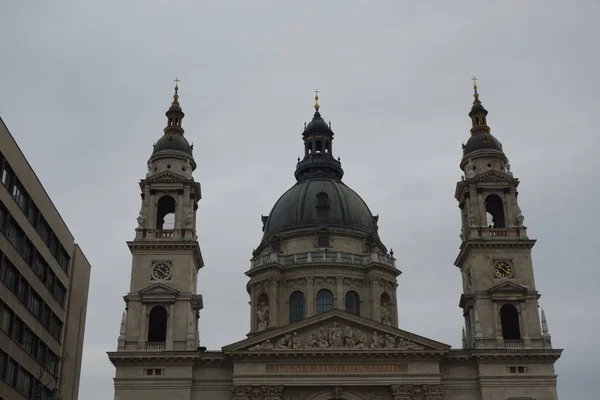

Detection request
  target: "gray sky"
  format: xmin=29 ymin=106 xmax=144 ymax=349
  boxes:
xmin=1 ymin=1 xmax=598 ymax=399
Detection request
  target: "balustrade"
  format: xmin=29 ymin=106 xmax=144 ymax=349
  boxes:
xmin=251 ymin=250 xmax=395 ymax=269
xmin=504 ymin=339 xmax=524 ymax=349
xmin=145 ymin=342 xmax=165 ymax=351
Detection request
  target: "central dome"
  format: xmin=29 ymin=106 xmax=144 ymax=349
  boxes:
xmin=262 ymin=177 xmax=379 ymax=240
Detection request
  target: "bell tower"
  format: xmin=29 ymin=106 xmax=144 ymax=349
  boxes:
xmin=454 ymin=79 xmax=552 ymax=351
xmin=116 ymin=81 xmax=204 ymax=353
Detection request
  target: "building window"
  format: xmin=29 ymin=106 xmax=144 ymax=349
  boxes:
xmin=344 ymin=291 xmax=360 ymax=316
xmin=316 ymin=289 xmax=334 ymax=314
xmin=0 ymin=303 xmax=12 ymax=332
xmin=289 ymin=291 xmax=305 ymax=323
xmin=500 ymin=304 xmax=521 ymax=340
xmin=317 ymin=235 xmax=330 ymax=247
xmin=316 ymin=192 xmax=329 ymax=208
xmin=1 ymin=165 xmax=13 ymax=188
xmin=147 ymin=306 xmax=168 ymax=342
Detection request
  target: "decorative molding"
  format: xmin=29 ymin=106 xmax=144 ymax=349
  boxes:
xmin=391 ymin=384 xmax=443 ymax=400
xmin=231 ymin=385 xmax=284 ymax=400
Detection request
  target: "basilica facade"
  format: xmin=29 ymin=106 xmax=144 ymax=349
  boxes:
xmin=107 ymin=83 xmax=562 ymax=400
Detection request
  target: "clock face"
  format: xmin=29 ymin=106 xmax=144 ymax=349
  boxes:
xmin=152 ymin=263 xmax=171 ymax=280
xmin=494 ymin=261 xmax=512 ymax=278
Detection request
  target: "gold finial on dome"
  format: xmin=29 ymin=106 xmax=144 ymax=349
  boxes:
xmin=471 ymin=76 xmax=479 ymax=101
xmin=172 ymin=77 xmax=180 ymax=105
xmin=314 ymin=89 xmax=320 ymax=111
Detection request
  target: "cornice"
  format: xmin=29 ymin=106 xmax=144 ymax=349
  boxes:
xmin=454 ymin=240 xmax=536 ymax=268
xmin=227 ymin=350 xmax=447 ymax=360
xmin=246 ymin=260 xmax=398 ymax=277
xmin=127 ymin=240 xmax=204 ymax=269
xmin=107 ymin=351 xmax=227 ymax=365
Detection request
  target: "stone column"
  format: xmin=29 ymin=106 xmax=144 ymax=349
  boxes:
xmin=148 ymin=191 xmax=156 ymax=231
xmin=336 ymin=276 xmax=344 ymax=310
xmin=306 ymin=277 xmax=314 ymax=317
xmin=176 ymin=191 xmax=183 ymax=230
xmin=166 ymin=304 xmax=174 ymax=350
xmin=138 ymin=303 xmax=147 ymax=349
xmin=269 ymin=278 xmax=278 ymax=328
xmin=493 ymin=302 xmax=503 ymax=347
xmin=519 ymin=302 xmax=531 ymax=348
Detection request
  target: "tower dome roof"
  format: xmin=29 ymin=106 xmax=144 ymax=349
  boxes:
xmin=463 ymin=130 xmax=503 ymax=155
xmin=261 ymin=177 xmax=379 ymax=241
xmin=152 ymin=134 xmax=193 ymax=156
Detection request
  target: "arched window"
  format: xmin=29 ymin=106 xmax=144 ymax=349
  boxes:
xmin=316 ymin=289 xmax=334 ymax=314
xmin=485 ymin=194 xmax=506 ymax=228
xmin=344 ymin=291 xmax=360 ymax=316
xmin=156 ymin=195 xmax=176 ymax=230
xmin=500 ymin=304 xmax=521 ymax=340
xmin=147 ymin=306 xmax=168 ymax=342
xmin=290 ymin=291 xmax=306 ymax=323
xmin=315 ymin=139 xmax=322 ymax=153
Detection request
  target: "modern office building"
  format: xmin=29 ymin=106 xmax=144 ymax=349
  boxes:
xmin=0 ymin=118 xmax=91 ymax=400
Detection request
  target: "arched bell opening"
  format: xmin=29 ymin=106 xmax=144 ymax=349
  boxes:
xmin=147 ymin=305 xmax=168 ymax=343
xmin=156 ymin=195 xmax=176 ymax=230
xmin=485 ymin=194 xmax=506 ymax=228
xmin=500 ymin=304 xmax=521 ymax=340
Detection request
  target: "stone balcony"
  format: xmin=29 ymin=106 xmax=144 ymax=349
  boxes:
xmin=251 ymin=251 xmax=396 ymax=269
xmin=134 ymin=229 xmax=197 ymax=241
xmin=468 ymin=226 xmax=528 ymax=240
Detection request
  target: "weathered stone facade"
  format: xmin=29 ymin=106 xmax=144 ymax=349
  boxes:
xmin=108 ymin=87 xmax=561 ymax=400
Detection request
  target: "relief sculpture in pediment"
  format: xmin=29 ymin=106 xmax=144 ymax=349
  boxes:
xmin=247 ymin=322 xmax=424 ymax=351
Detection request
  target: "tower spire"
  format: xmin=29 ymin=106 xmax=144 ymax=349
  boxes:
xmin=164 ymin=78 xmax=185 ymax=136
xmin=468 ymin=77 xmax=490 ymax=135
xmin=294 ymin=91 xmax=344 ymax=181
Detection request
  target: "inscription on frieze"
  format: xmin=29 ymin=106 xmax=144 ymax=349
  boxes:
xmin=267 ymin=363 xmax=408 ymax=373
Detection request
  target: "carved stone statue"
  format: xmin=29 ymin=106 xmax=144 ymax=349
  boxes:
xmin=275 ymin=334 xmax=292 ymax=349
xmin=505 ymin=161 xmax=513 ymax=177
xmin=257 ymin=305 xmax=269 ymax=331
xmin=185 ymin=210 xmax=193 ymax=228
xmin=246 ymin=323 xmax=425 ymax=352
xmin=370 ymin=331 xmax=384 ymax=348
xmin=146 ymin=162 xmax=153 ymax=177
xmin=329 ymin=322 xmax=344 ymax=348
xmin=136 ymin=212 xmax=145 ymax=229
xmin=516 ymin=206 xmax=525 ymax=226
xmin=185 ymin=159 xmax=193 ymax=178
xmin=344 ymin=326 xmax=355 ymax=348
xmin=465 ymin=159 xmax=476 ymax=179
xmin=291 ymin=332 xmax=303 ymax=349
xmin=468 ymin=210 xmax=477 ymax=227
xmin=384 ymin=334 xmax=396 ymax=349
xmin=381 ymin=303 xmax=392 ymax=326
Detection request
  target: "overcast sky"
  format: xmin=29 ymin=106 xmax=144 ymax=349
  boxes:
xmin=1 ymin=1 xmax=598 ymax=399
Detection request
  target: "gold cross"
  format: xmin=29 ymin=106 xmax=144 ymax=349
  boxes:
xmin=314 ymin=89 xmax=319 ymax=96
xmin=174 ymin=77 xmax=180 ymax=86
xmin=471 ymin=76 xmax=477 ymax=85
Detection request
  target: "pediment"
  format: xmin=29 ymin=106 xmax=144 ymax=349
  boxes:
xmin=473 ymin=169 xmax=513 ymax=183
xmin=145 ymin=170 xmax=188 ymax=184
xmin=487 ymin=281 xmax=528 ymax=294
xmin=138 ymin=283 xmax=180 ymax=295
xmin=223 ymin=309 xmax=450 ymax=354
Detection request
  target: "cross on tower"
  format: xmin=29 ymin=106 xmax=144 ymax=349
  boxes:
xmin=471 ymin=76 xmax=478 ymax=87
xmin=174 ymin=77 xmax=180 ymax=86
